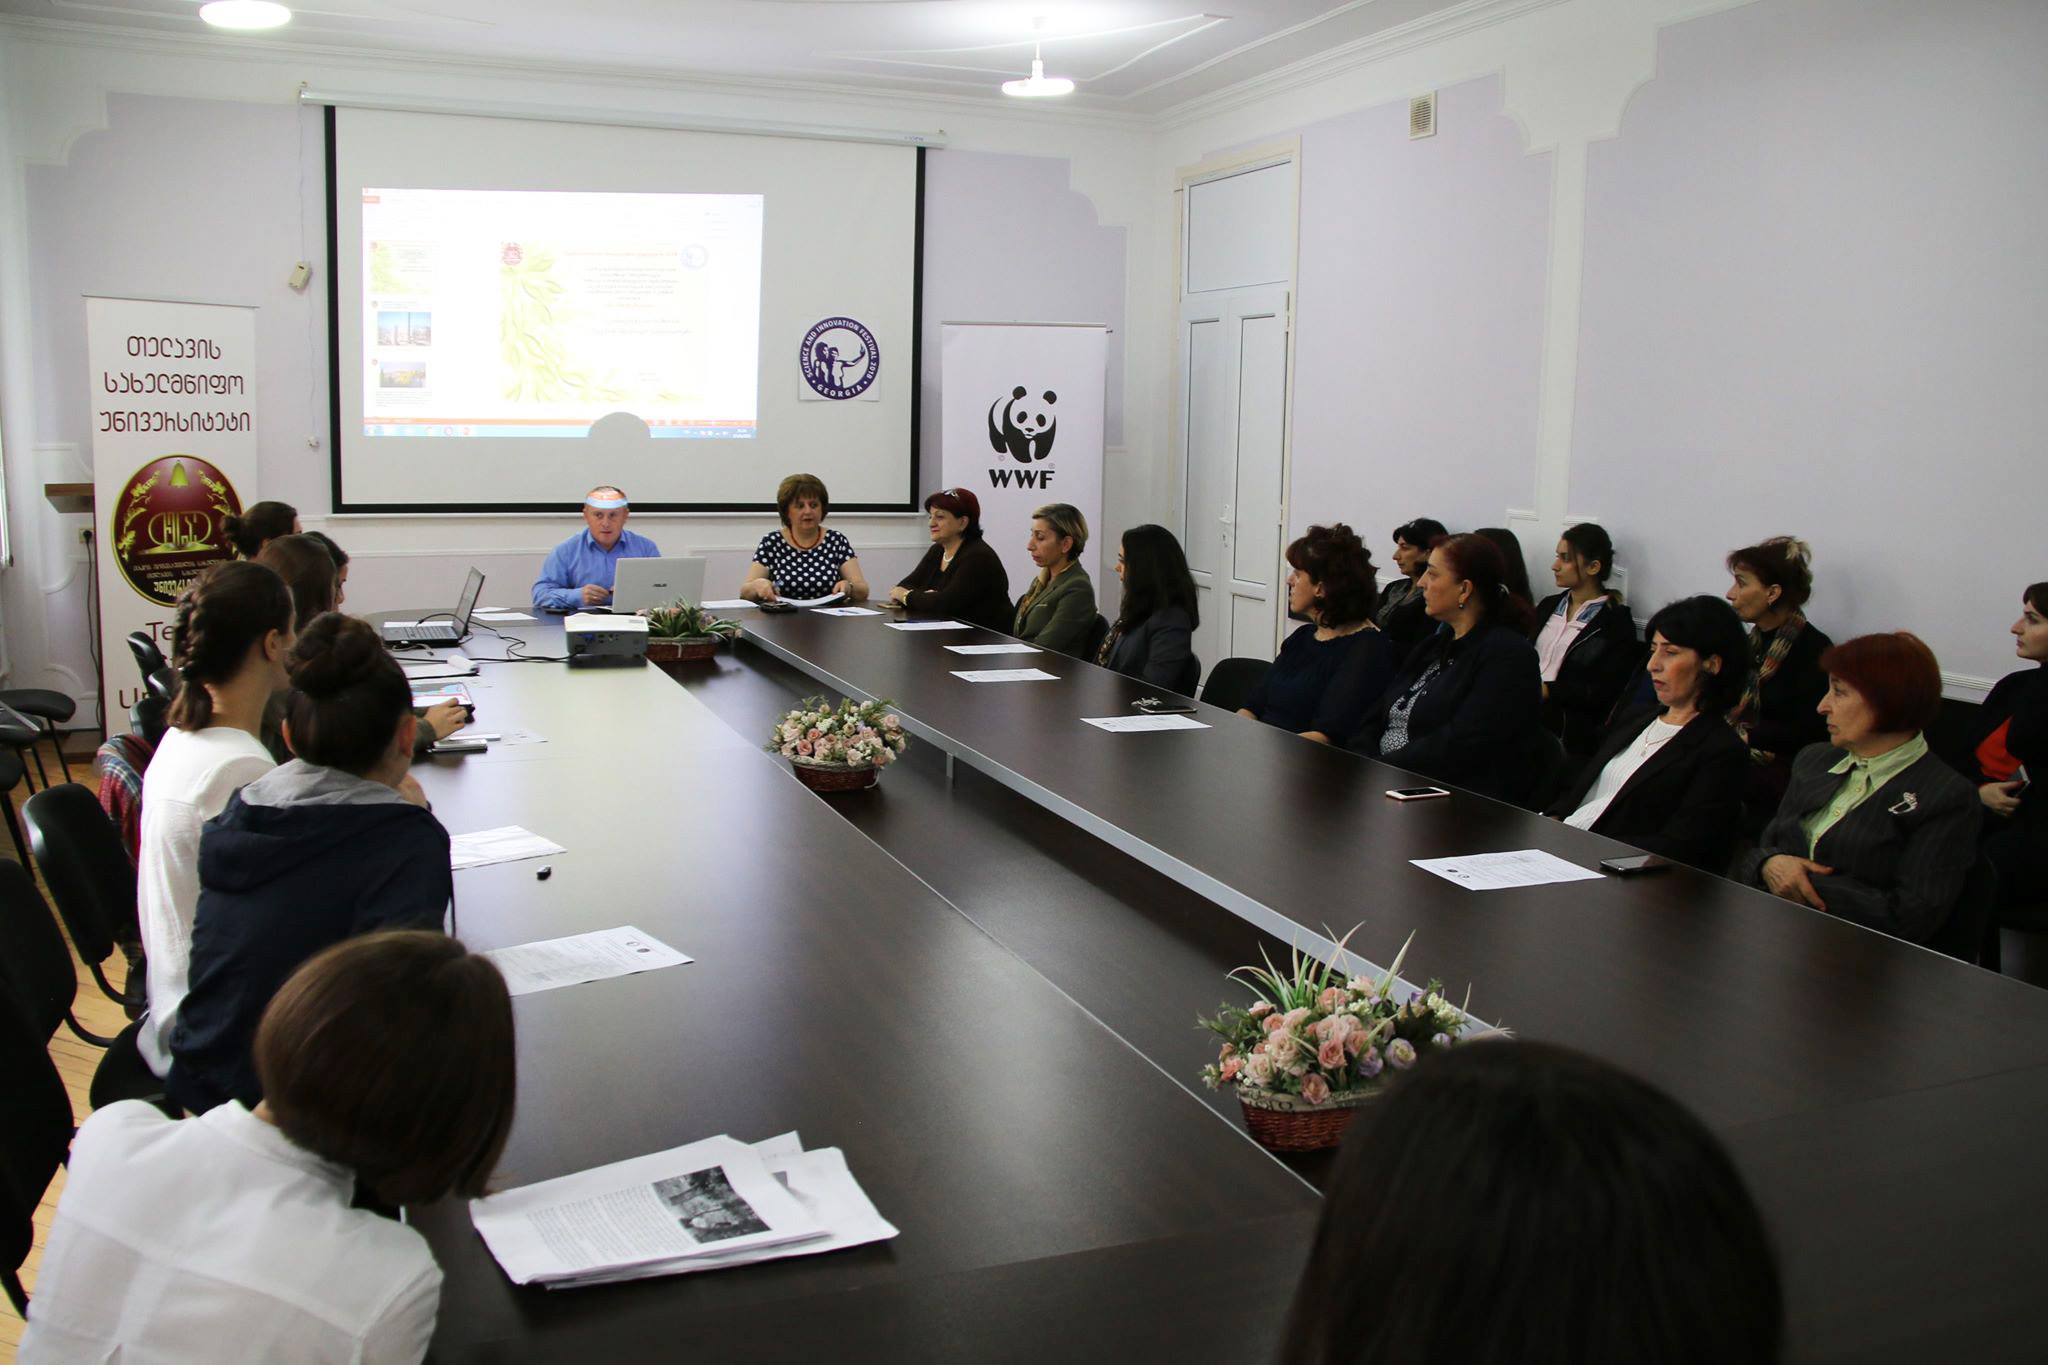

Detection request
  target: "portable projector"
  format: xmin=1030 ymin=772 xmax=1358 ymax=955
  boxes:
xmin=564 ymin=613 xmax=649 ymax=668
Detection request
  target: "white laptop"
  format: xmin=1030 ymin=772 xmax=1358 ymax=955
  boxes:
xmin=613 ymin=556 xmax=708 ymax=613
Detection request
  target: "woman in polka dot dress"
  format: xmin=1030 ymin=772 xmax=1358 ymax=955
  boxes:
xmin=741 ymin=473 xmax=869 ymax=604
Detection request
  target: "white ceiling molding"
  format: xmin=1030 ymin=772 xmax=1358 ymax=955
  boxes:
xmin=298 ymin=87 xmax=947 ymax=147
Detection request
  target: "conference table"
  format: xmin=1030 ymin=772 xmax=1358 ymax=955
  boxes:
xmin=405 ymin=608 xmax=2048 ymax=1362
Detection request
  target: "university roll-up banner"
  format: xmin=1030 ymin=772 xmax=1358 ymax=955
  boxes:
xmin=940 ymin=323 xmax=1107 ymax=598
xmin=86 ymin=297 xmax=260 ymax=717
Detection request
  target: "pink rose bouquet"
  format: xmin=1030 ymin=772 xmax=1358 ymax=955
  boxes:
xmin=1198 ymin=927 xmax=1474 ymax=1107
xmin=767 ymin=696 xmax=911 ymax=769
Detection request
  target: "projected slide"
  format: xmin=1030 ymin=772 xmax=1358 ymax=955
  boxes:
xmin=359 ymin=188 xmax=763 ymax=439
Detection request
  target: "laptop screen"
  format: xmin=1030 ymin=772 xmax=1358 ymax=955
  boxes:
xmin=453 ymin=568 xmax=486 ymax=629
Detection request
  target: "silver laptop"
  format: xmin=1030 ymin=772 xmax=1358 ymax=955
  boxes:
xmin=613 ymin=557 xmax=708 ymax=613
xmin=381 ymin=568 xmax=484 ymax=645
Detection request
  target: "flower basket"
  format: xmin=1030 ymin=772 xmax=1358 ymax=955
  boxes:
xmin=1236 ymin=1083 xmax=1382 ymax=1151
xmin=768 ymin=696 xmax=909 ymax=795
xmin=646 ymin=634 xmax=722 ymax=664
xmin=1198 ymin=928 xmax=1480 ymax=1154
xmin=788 ymin=755 xmax=882 ymax=793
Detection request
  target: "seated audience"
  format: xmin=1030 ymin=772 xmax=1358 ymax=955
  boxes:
xmin=1533 ymin=522 xmax=1640 ymax=755
xmin=1374 ymin=517 xmax=1446 ymax=651
xmin=888 ymin=488 xmax=1012 ymax=632
xmin=530 ymin=485 xmax=661 ymax=611
xmin=224 ymin=500 xmax=298 ymax=560
xmin=301 ymin=529 xmax=349 ymax=606
xmin=742 ymin=472 xmax=868 ymax=604
xmin=1959 ymin=582 xmax=2048 ymax=914
xmin=1724 ymin=536 xmax=1832 ymax=833
xmin=1013 ymin=503 xmax=1097 ymax=654
xmin=1348 ymin=533 xmax=1543 ymax=802
xmin=136 ymin=562 xmax=292 ymax=1076
xmin=1732 ymin=632 xmax=1976 ymax=944
xmin=169 ymin=615 xmax=454 ymax=1115
xmin=1474 ymin=526 xmax=1536 ymax=607
xmin=1280 ymin=1039 xmax=1781 ymax=1365
xmin=254 ymin=534 xmax=463 ymax=764
xmin=1239 ymin=524 xmax=1397 ymax=744
xmin=1548 ymin=596 xmax=1748 ymax=870
xmin=25 ymin=931 xmax=515 ymax=1363
xmin=1098 ymin=524 xmax=1200 ymax=690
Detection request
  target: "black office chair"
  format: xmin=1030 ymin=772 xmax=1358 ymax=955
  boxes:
xmin=0 ymin=688 xmax=75 ymax=785
xmin=0 ymin=750 xmax=29 ymax=865
xmin=130 ymin=696 xmax=169 ymax=750
xmin=1514 ymin=727 xmax=1573 ymax=814
xmin=127 ymin=630 xmax=168 ymax=689
xmin=0 ymin=859 xmax=161 ymax=1109
xmin=1200 ymin=658 xmax=1272 ymax=715
xmin=1931 ymin=856 xmax=2000 ymax=969
xmin=23 ymin=785 xmax=147 ymax=1018
xmin=0 ymin=702 xmax=47 ymax=797
xmin=0 ymin=977 xmax=74 ymax=1315
xmin=145 ymin=667 xmax=177 ymax=704
xmin=1079 ymin=613 xmax=1110 ymax=662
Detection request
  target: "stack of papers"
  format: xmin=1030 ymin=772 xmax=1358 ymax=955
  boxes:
xmin=474 ymin=609 xmax=537 ymax=623
xmin=470 ymin=1132 xmax=898 ymax=1289
xmin=698 ymin=599 xmax=756 ymax=610
xmin=450 ymin=824 xmax=565 ymax=870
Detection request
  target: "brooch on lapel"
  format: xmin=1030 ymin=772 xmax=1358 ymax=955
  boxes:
xmin=1887 ymin=792 xmax=1919 ymax=817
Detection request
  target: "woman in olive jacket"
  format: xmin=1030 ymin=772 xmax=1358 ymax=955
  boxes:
xmin=1013 ymin=503 xmax=1097 ymax=655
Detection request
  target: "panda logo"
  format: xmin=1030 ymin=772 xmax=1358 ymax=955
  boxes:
xmin=987 ymin=387 xmax=1058 ymax=464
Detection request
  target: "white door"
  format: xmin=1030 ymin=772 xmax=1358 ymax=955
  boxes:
xmin=1181 ymin=287 xmax=1291 ymax=674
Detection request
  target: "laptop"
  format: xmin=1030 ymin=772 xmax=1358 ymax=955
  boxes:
xmin=612 ymin=556 xmax=708 ymax=613
xmin=382 ymin=568 xmax=485 ymax=646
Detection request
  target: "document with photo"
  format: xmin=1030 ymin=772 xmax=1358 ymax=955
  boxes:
xmin=470 ymin=1135 xmax=821 ymax=1287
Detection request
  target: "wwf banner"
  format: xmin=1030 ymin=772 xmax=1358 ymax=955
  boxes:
xmin=86 ymin=297 xmax=259 ymax=716
xmin=940 ymin=323 xmax=1106 ymax=594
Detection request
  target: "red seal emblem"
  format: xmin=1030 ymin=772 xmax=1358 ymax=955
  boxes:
xmin=110 ymin=455 xmax=243 ymax=607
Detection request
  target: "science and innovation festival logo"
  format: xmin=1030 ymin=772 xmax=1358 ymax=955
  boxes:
xmin=799 ymin=318 xmax=880 ymax=400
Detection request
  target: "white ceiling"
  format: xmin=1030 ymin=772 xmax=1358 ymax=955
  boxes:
xmin=0 ymin=0 xmax=1481 ymax=114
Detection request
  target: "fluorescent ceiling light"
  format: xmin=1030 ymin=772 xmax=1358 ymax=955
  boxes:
xmin=1001 ymin=51 xmax=1073 ymax=99
xmin=199 ymin=1 xmax=292 ymax=30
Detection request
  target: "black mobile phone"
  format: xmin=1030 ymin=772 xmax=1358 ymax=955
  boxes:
xmin=1384 ymin=787 xmax=1451 ymax=802
xmin=758 ymin=601 xmax=799 ymax=614
xmin=1599 ymin=854 xmax=1672 ymax=875
xmin=1135 ymin=697 xmax=1197 ymax=715
xmin=431 ymin=737 xmax=489 ymax=755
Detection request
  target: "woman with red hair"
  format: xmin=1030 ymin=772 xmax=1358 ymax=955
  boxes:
xmin=1732 ymin=631 xmax=1977 ymax=945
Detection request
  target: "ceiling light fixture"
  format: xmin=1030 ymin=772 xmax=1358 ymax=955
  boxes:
xmin=199 ymin=1 xmax=293 ymax=31
xmin=1001 ymin=24 xmax=1074 ymax=98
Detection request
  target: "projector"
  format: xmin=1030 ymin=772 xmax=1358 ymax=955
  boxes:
xmin=564 ymin=613 xmax=649 ymax=668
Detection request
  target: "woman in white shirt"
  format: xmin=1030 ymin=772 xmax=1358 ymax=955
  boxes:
xmin=24 ymin=930 xmax=516 ymax=1365
xmin=134 ymin=561 xmax=294 ymax=1075
xmin=1531 ymin=523 xmax=1639 ymax=757
xmin=1545 ymin=596 xmax=1750 ymax=871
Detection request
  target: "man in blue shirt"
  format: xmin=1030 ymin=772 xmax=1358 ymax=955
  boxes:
xmin=531 ymin=486 xmax=662 ymax=611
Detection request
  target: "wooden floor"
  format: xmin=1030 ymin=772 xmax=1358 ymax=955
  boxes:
xmin=3 ymin=760 xmax=122 ymax=1362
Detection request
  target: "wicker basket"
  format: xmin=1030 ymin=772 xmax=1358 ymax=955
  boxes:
xmin=788 ymin=756 xmax=882 ymax=793
xmin=1236 ymin=1084 xmax=1381 ymax=1151
xmin=646 ymin=635 xmax=722 ymax=664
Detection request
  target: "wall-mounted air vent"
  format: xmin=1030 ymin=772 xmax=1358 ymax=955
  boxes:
xmin=1409 ymin=92 xmax=1437 ymax=140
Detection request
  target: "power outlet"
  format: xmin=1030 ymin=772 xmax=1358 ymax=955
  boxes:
xmin=77 ymin=526 xmax=92 ymax=545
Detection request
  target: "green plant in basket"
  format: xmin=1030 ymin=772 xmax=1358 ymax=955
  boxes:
xmin=1198 ymin=927 xmax=1474 ymax=1107
xmin=766 ymin=696 xmax=910 ymax=770
xmin=643 ymin=600 xmax=741 ymax=641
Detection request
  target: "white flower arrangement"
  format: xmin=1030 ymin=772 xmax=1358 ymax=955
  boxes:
xmin=766 ymin=696 xmax=910 ymax=770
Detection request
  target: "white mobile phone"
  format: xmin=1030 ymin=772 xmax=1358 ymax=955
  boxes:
xmin=1385 ymin=786 xmax=1451 ymax=802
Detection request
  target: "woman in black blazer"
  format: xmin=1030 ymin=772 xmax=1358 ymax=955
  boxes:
xmin=1349 ymin=533 xmax=1542 ymax=803
xmin=1548 ymin=596 xmax=1748 ymax=871
xmin=1961 ymin=582 xmax=2048 ymax=912
xmin=1096 ymin=524 xmax=1200 ymax=692
xmin=1533 ymin=523 xmax=1640 ymax=756
xmin=1731 ymin=632 xmax=1977 ymax=945
xmin=888 ymin=488 xmax=1012 ymax=633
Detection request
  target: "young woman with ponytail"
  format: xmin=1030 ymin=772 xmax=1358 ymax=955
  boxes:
xmin=167 ymin=613 xmax=453 ymax=1115
xmin=135 ymin=561 xmax=295 ymax=1076
xmin=1533 ymin=522 xmax=1640 ymax=756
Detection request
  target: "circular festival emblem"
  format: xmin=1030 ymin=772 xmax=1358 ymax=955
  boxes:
xmin=799 ymin=318 xmax=880 ymax=400
xmin=110 ymin=454 xmax=243 ymax=607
